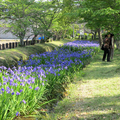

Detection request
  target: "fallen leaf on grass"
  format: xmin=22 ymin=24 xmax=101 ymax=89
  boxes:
xmin=81 ymin=112 xmax=88 ymax=115
xmin=40 ymin=108 xmax=48 ymax=112
xmin=72 ymin=104 xmax=75 ymax=106
xmin=65 ymin=113 xmax=69 ymax=118
xmin=65 ymin=116 xmax=68 ymax=118
xmin=80 ymin=98 xmax=84 ymax=101
xmin=76 ymin=114 xmax=80 ymax=118
xmin=57 ymin=117 xmax=62 ymax=120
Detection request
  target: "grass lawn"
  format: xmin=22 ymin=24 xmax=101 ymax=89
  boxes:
xmin=42 ymin=49 xmax=120 ymax=120
xmin=0 ymin=39 xmax=74 ymax=67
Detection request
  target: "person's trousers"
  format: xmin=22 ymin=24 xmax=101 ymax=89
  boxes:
xmin=110 ymin=48 xmax=114 ymax=59
xmin=102 ymin=48 xmax=110 ymax=61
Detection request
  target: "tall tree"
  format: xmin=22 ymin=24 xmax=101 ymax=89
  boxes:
xmin=77 ymin=0 xmax=120 ymax=46
xmin=50 ymin=0 xmax=78 ymax=39
xmin=64 ymin=0 xmax=120 ymax=45
xmin=1 ymin=0 xmax=34 ymax=46
xmin=28 ymin=0 xmax=61 ymax=43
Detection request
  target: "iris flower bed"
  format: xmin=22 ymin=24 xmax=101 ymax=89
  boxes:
xmin=0 ymin=40 xmax=99 ymax=120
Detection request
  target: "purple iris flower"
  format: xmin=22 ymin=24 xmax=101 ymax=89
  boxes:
xmin=11 ymin=88 xmax=13 ymax=92
xmin=64 ymin=66 xmax=68 ymax=69
xmin=29 ymin=86 xmax=32 ymax=89
xmin=34 ymin=87 xmax=39 ymax=90
xmin=20 ymin=83 xmax=25 ymax=86
xmin=6 ymin=90 xmax=10 ymax=94
xmin=42 ymin=83 xmax=44 ymax=86
xmin=3 ymin=82 xmax=6 ymax=85
xmin=21 ymin=99 xmax=26 ymax=104
xmin=1 ymin=88 xmax=5 ymax=92
xmin=16 ymin=92 xmax=20 ymax=95
xmin=20 ymin=89 xmax=23 ymax=92
xmin=58 ymin=74 xmax=60 ymax=76
xmin=16 ymin=112 xmax=20 ymax=116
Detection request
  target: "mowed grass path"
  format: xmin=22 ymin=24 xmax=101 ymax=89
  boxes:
xmin=44 ymin=49 xmax=120 ymax=120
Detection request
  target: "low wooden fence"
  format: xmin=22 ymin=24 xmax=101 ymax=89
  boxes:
xmin=0 ymin=36 xmax=95 ymax=50
xmin=0 ymin=40 xmax=41 ymax=50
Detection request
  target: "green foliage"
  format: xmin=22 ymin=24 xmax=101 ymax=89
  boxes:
xmin=28 ymin=0 xmax=61 ymax=40
xmin=0 ymin=40 xmax=99 ymax=119
xmin=0 ymin=70 xmax=46 ymax=120
xmin=89 ymin=33 xmax=93 ymax=36
xmin=77 ymin=0 xmax=120 ymax=37
xmin=1 ymin=0 xmax=34 ymax=46
xmin=50 ymin=0 xmax=79 ymax=40
xmin=0 ymin=0 xmax=61 ymax=45
xmin=44 ymin=50 xmax=120 ymax=120
xmin=84 ymin=33 xmax=87 ymax=36
xmin=60 ymin=0 xmax=119 ymax=43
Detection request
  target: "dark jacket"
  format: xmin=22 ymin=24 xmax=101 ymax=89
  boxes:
xmin=103 ymin=37 xmax=111 ymax=49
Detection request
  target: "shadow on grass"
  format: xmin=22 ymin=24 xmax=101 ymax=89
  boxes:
xmin=39 ymin=49 xmax=120 ymax=120
xmin=81 ymin=50 xmax=120 ymax=80
xmin=41 ymin=43 xmax=58 ymax=51
xmin=52 ymin=94 xmax=120 ymax=120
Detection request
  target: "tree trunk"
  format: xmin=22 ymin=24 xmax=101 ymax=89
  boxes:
xmin=94 ymin=31 xmax=97 ymax=40
xmin=26 ymin=36 xmax=31 ymax=42
xmin=59 ymin=31 xmax=63 ymax=40
xmin=64 ymin=30 xmax=67 ymax=38
xmin=98 ymin=28 xmax=103 ymax=46
xmin=20 ymin=37 xmax=24 ymax=46
xmin=31 ymin=34 xmax=38 ymax=45
xmin=55 ymin=31 xmax=59 ymax=40
xmin=44 ymin=34 xmax=47 ymax=42
xmin=56 ymin=34 xmax=59 ymax=40
xmin=26 ymin=34 xmax=34 ymax=41
xmin=116 ymin=41 xmax=120 ymax=49
xmin=53 ymin=35 xmax=56 ymax=40
xmin=73 ymin=24 xmax=74 ymax=38
xmin=19 ymin=32 xmax=25 ymax=46
xmin=63 ymin=30 xmax=67 ymax=39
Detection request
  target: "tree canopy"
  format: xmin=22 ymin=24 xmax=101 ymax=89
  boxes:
xmin=62 ymin=0 xmax=120 ymax=45
xmin=0 ymin=0 xmax=120 ymax=46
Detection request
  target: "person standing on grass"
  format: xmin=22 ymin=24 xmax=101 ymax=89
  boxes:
xmin=102 ymin=33 xmax=111 ymax=62
xmin=110 ymin=34 xmax=114 ymax=60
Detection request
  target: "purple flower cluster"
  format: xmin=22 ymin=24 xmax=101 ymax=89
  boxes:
xmin=0 ymin=66 xmax=46 ymax=95
xmin=17 ymin=41 xmax=99 ymax=77
xmin=0 ymin=40 xmax=99 ymax=119
xmin=0 ymin=65 xmax=46 ymax=119
xmin=19 ymin=50 xmax=85 ymax=75
xmin=64 ymin=40 xmax=99 ymax=47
